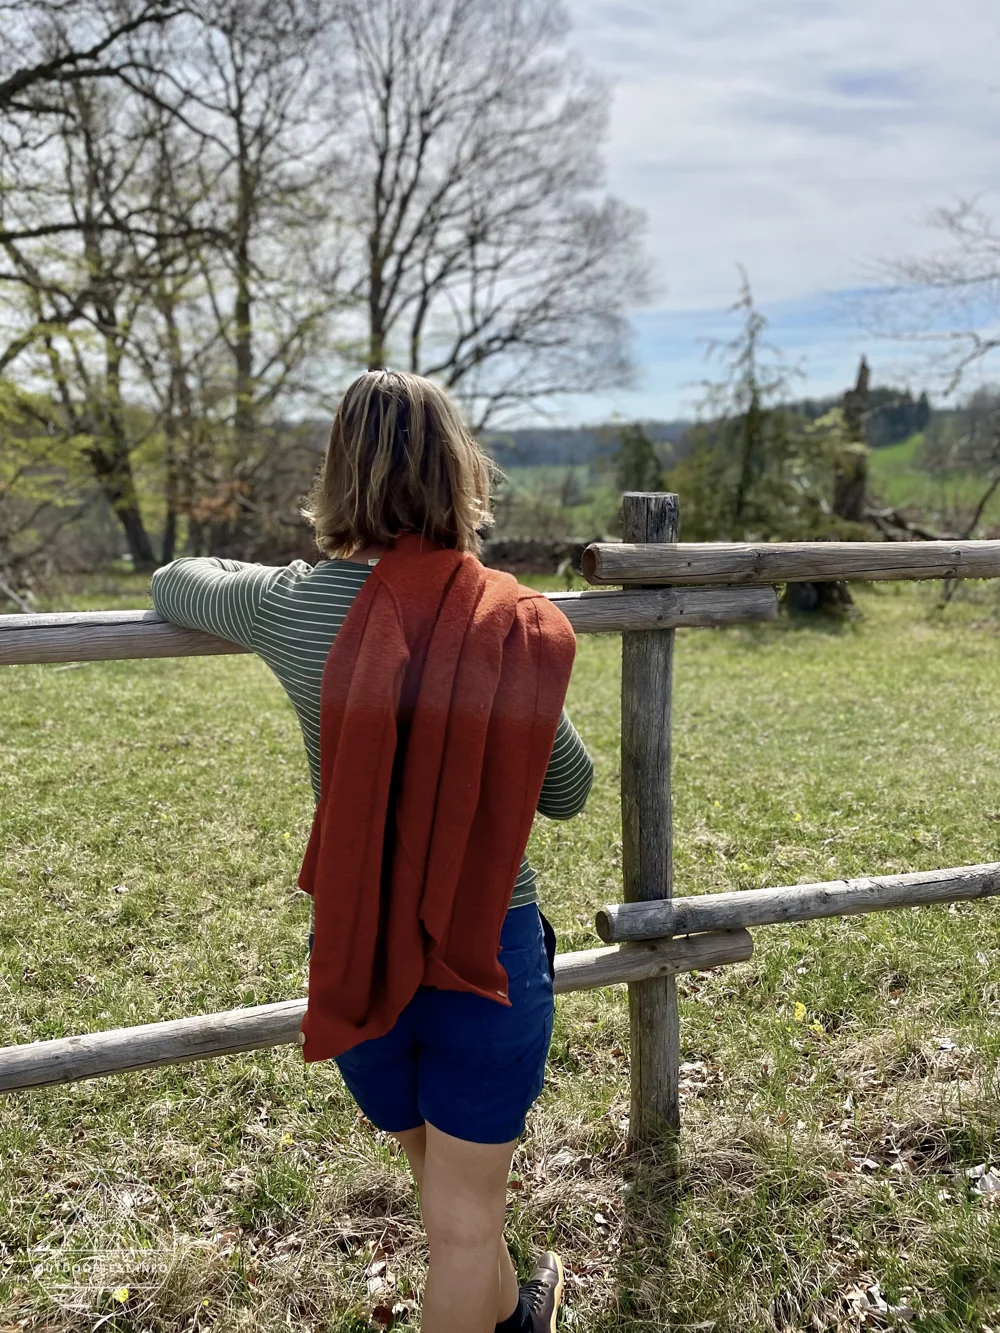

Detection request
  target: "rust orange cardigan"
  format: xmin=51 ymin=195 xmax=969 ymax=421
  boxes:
xmin=297 ymin=534 xmax=576 ymax=1062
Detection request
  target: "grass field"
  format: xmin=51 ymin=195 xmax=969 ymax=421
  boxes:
xmin=4 ymin=580 xmax=1000 ymax=1331
xmin=868 ymin=436 xmax=1000 ymax=533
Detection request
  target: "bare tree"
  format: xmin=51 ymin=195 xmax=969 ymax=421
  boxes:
xmin=0 ymin=0 xmax=187 ymax=112
xmin=0 ymin=0 xmax=651 ymax=570
xmin=872 ymin=200 xmax=1000 ymax=395
xmin=332 ymin=0 xmax=648 ymax=428
xmin=863 ymin=202 xmax=1000 ymax=553
xmin=0 ymin=4 xmax=217 ymax=568
xmin=1 ymin=1 xmax=353 ymax=563
xmin=925 ymin=385 xmax=1000 ymax=527
xmin=121 ymin=0 xmax=355 ymax=556
xmin=0 ymin=81 xmax=168 ymax=566
xmin=113 ymin=104 xmax=217 ymax=563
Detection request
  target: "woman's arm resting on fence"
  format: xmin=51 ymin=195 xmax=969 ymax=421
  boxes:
xmin=150 ymin=558 xmax=286 ymax=652
xmin=536 ymin=710 xmax=594 ymax=820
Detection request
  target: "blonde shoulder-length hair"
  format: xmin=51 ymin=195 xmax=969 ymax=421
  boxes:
xmin=303 ymin=370 xmax=498 ymax=559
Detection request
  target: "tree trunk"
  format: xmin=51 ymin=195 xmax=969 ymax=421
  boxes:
xmin=832 ymin=446 xmax=868 ymax=524
xmin=834 ymin=356 xmax=871 ymax=524
xmin=96 ymin=322 xmax=156 ymax=569
xmin=160 ymin=289 xmax=193 ymax=568
xmin=162 ymin=509 xmax=178 ymax=565
xmin=211 ymin=156 xmax=259 ymax=559
xmin=732 ymin=389 xmax=763 ymax=535
xmin=234 ymin=193 xmax=254 ymax=465
xmin=791 ymin=354 xmax=873 ymax=613
xmin=368 ymin=245 xmax=387 ymax=369
xmin=88 ymin=443 xmax=157 ymax=570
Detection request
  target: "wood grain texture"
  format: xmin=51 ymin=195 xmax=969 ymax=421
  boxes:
xmin=0 ymin=932 xmax=751 ymax=1092
xmin=548 ymin=585 xmax=777 ymax=632
xmin=0 ymin=1000 xmax=307 ymax=1091
xmin=0 ymin=616 xmax=251 ymax=665
xmin=595 ymin=863 xmax=1000 ymax=942
xmin=619 ymin=492 xmax=681 ymax=1144
xmin=0 ymin=588 xmax=777 ymax=666
xmin=582 ymin=539 xmax=1000 ymax=586
xmin=552 ymin=929 xmax=751 ymax=996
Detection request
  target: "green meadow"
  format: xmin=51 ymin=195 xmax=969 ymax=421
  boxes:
xmin=868 ymin=435 xmax=1000 ymax=532
xmin=497 ymin=433 xmax=1000 ymax=544
xmin=3 ymin=579 xmax=1000 ymax=1331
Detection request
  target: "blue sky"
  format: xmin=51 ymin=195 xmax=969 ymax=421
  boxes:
xmin=554 ymin=0 xmax=1000 ymax=423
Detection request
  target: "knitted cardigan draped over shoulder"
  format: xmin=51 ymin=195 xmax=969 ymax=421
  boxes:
xmin=297 ymin=533 xmax=576 ymax=1062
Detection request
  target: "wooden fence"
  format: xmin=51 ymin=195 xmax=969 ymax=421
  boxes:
xmin=3 ymin=496 xmax=1000 ymax=1149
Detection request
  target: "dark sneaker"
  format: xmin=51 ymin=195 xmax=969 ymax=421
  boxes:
xmin=521 ymin=1251 xmax=564 ymax=1333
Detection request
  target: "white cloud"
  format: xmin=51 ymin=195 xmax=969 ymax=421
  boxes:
xmin=555 ymin=0 xmax=1000 ymax=419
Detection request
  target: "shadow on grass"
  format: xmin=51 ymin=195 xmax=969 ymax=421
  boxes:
xmin=597 ymin=1127 xmax=841 ymax=1332
xmin=779 ymin=608 xmax=862 ymax=637
xmin=592 ymin=1104 xmax=1000 ymax=1332
xmin=573 ymin=1129 xmax=689 ymax=1332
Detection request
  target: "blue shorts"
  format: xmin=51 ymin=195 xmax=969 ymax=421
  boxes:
xmin=310 ymin=904 xmax=556 ymax=1145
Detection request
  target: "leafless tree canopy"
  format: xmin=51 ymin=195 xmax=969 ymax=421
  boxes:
xmin=872 ymin=200 xmax=1000 ymax=396
xmin=0 ymin=1 xmax=188 ymax=113
xmin=0 ymin=0 xmax=648 ymax=568
xmin=333 ymin=0 xmax=647 ymax=427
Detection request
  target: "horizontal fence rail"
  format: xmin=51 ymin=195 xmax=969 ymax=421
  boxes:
xmin=595 ymin=863 xmax=1000 ymax=943
xmin=0 ymin=611 xmax=252 ymax=666
xmin=582 ymin=540 xmax=1000 ymax=587
xmin=0 ymin=930 xmax=752 ymax=1092
xmin=0 ymin=588 xmax=777 ymax=667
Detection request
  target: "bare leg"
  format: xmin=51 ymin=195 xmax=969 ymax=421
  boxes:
xmin=399 ymin=1122 xmax=518 ymax=1333
xmin=393 ymin=1125 xmax=519 ymax=1323
xmin=496 ymin=1243 xmax=520 ymax=1324
xmin=395 ymin=1124 xmax=428 ymax=1189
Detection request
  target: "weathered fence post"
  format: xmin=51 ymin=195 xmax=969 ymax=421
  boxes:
xmin=620 ymin=491 xmax=680 ymax=1146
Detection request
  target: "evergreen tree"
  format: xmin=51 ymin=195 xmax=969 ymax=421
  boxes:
xmin=613 ymin=423 xmax=666 ymax=494
xmin=662 ymin=270 xmax=865 ymax=543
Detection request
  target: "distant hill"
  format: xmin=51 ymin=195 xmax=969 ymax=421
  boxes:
xmin=790 ymin=386 xmax=933 ymax=448
xmin=483 ymin=420 xmax=693 ymax=467
xmin=483 ymin=386 xmax=938 ymax=467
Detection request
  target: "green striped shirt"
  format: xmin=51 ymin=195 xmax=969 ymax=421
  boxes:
xmin=150 ymin=557 xmax=594 ymax=909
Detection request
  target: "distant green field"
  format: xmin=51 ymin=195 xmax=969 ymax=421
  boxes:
xmin=494 ymin=464 xmax=620 ymax=538
xmin=868 ymin=435 xmax=1000 ymax=532
xmin=497 ymin=438 xmax=1000 ymax=542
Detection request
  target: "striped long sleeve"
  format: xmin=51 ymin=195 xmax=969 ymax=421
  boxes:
xmin=538 ymin=711 xmax=594 ymax=820
xmin=150 ymin=557 xmax=284 ymax=650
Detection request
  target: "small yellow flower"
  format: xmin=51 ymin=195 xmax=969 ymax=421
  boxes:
xmin=809 ymin=1021 xmax=825 ymax=1034
xmin=713 ymin=800 xmax=722 ymax=808
xmin=794 ymin=812 xmax=802 ymax=822
xmin=793 ymin=1001 xmax=807 ymax=1023
xmin=112 ymin=1287 xmax=129 ymax=1303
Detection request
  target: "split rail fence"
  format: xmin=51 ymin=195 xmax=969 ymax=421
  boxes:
xmin=3 ymin=494 xmax=1000 ymax=1147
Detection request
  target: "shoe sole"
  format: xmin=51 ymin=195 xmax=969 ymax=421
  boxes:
xmin=547 ymin=1252 xmax=564 ymax=1333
